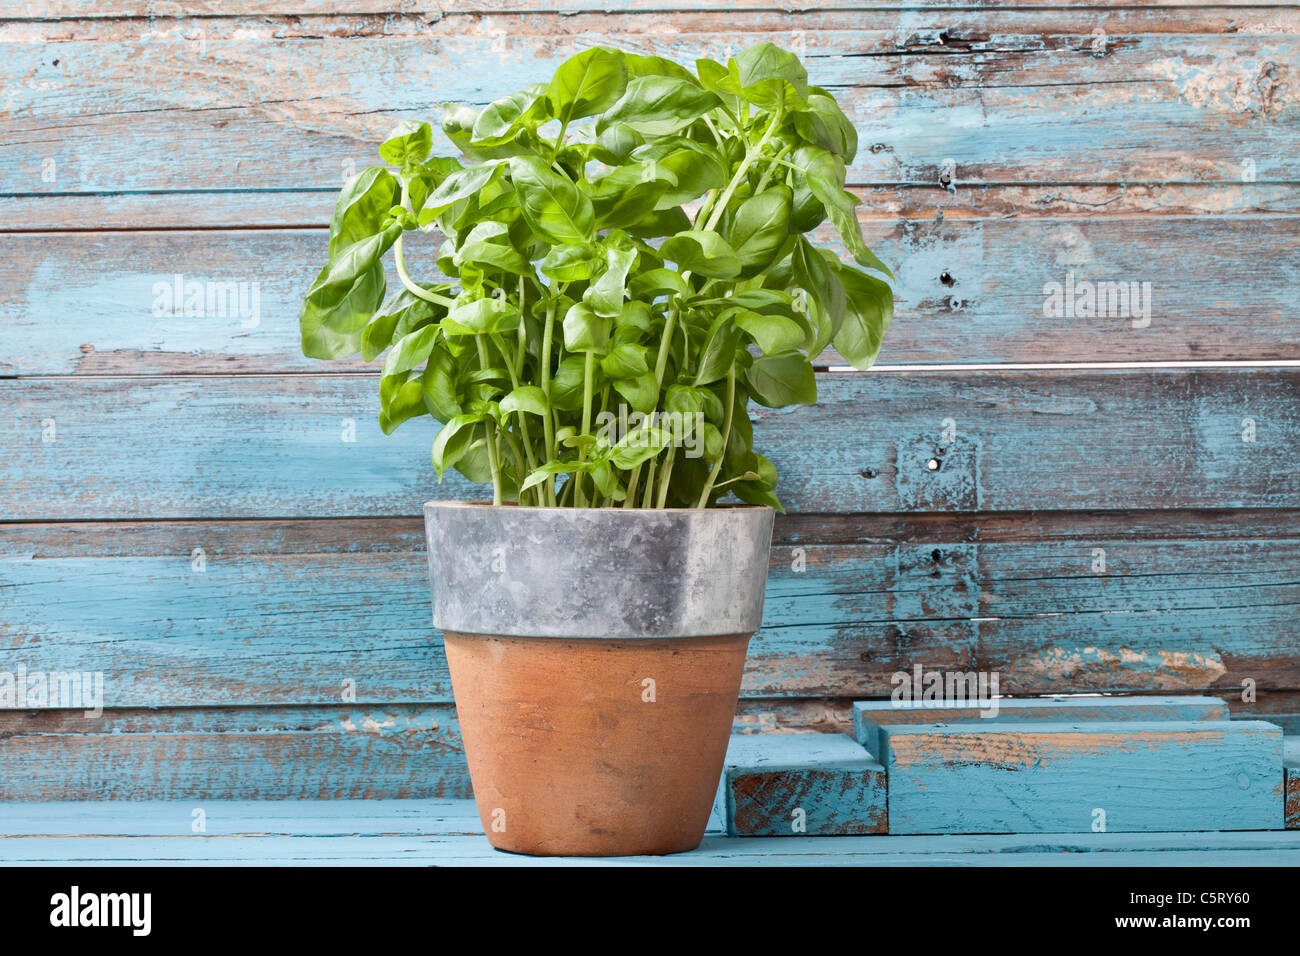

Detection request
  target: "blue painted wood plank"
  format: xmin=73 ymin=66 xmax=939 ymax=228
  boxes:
xmin=4 ymin=217 xmax=1298 ymax=375
xmin=3 ymin=369 xmax=1296 ymax=521
xmin=0 ymin=706 xmax=472 ymax=801
xmin=3 ymin=22 xmax=1295 ymax=195
xmin=853 ymin=696 xmax=1229 ymax=759
xmin=3 ymin=800 xmax=1300 ymax=867
xmin=881 ymin=720 xmax=1284 ymax=835
xmin=3 ymin=520 xmax=1296 ymax=707
xmin=722 ymin=733 xmax=886 ymax=836
xmin=1285 ymin=738 xmax=1299 ymax=830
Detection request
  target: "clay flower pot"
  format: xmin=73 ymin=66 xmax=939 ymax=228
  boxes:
xmin=424 ymin=501 xmax=775 ymax=856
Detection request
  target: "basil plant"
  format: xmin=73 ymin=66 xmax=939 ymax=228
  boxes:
xmin=300 ymin=42 xmax=893 ymax=509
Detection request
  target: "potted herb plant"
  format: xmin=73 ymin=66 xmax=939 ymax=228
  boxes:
xmin=300 ymin=42 xmax=893 ymax=856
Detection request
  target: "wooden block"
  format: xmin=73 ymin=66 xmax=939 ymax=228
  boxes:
xmin=881 ymin=720 xmax=1282 ymax=835
xmin=853 ymin=696 xmax=1228 ymax=760
xmin=722 ymin=733 xmax=886 ymax=837
xmin=1285 ymin=739 xmax=1300 ymax=831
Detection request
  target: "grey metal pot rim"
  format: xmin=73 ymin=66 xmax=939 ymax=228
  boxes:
xmin=422 ymin=500 xmax=776 ymax=640
xmin=424 ymin=500 xmax=774 ymax=512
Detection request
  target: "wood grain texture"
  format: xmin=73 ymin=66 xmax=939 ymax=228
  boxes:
xmin=5 ymin=2 xmax=1296 ymax=19
xmin=4 ymin=369 xmax=1297 ymax=520
xmin=0 ymin=702 xmax=861 ymax=802
xmin=721 ymin=732 xmax=886 ymax=836
xmin=0 ymin=705 xmax=471 ymax=800
xmin=2 ymin=16 xmax=1295 ymax=199
xmin=882 ymin=719 xmax=1284 ymax=834
xmin=6 ymin=185 xmax=1300 ymax=231
xmin=5 ymin=215 xmax=1297 ymax=375
xmin=852 ymin=696 xmax=1229 ymax=759
xmin=3 ymin=800 xmax=1300 ymax=866
xmin=3 ymin=515 xmax=1295 ymax=708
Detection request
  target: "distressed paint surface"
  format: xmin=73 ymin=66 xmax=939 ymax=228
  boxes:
xmin=1286 ymin=738 xmax=1300 ymax=829
xmin=852 ymin=696 xmax=1229 ymax=759
xmin=6 ymin=184 xmax=1300 ymax=232
xmin=0 ymin=0 xmax=1296 ymax=824
xmin=2 ymin=799 xmax=1300 ymax=867
xmin=882 ymin=720 xmax=1284 ymax=834
xmin=722 ymin=732 xmax=887 ymax=836
xmin=3 ymin=519 xmax=1296 ymax=706
xmin=0 ymin=705 xmax=471 ymax=801
xmin=5 ymin=216 xmax=1297 ymax=375
xmin=2 ymin=18 xmax=1296 ymax=194
xmin=3 ymin=369 xmax=1297 ymax=520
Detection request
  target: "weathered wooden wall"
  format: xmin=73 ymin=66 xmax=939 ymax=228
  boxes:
xmin=1 ymin=0 xmax=1296 ymax=799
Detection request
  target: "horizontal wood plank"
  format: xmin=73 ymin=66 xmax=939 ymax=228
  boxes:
xmin=4 ymin=216 xmax=1297 ymax=374
xmin=3 ymin=369 xmax=1295 ymax=520
xmin=3 ymin=515 xmax=1297 ymax=707
xmin=7 ymin=183 xmax=1300 ymax=232
xmin=5 ymin=2 xmax=1296 ymax=19
xmin=722 ymin=732 xmax=886 ymax=836
xmin=0 ymin=703 xmax=852 ymax=801
xmin=0 ymin=705 xmax=471 ymax=800
xmin=852 ymin=696 xmax=1229 ymax=758
xmin=882 ymin=719 xmax=1284 ymax=834
xmin=3 ymin=806 xmax=1300 ymax=865
xmin=2 ymin=19 xmax=1295 ymax=200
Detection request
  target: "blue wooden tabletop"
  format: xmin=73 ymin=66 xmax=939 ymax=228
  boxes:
xmin=4 ymin=801 xmax=1299 ymax=866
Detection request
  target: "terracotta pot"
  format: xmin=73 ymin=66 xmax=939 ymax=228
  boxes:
xmin=424 ymin=502 xmax=775 ymax=857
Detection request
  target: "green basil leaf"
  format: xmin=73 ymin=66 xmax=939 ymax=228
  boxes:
xmin=547 ymin=47 xmax=627 ymax=125
xmin=625 ymin=205 xmax=692 ymax=240
xmin=549 ymin=355 xmax=588 ymax=411
xmin=300 ymin=261 xmax=386 ymax=359
xmin=791 ymin=237 xmax=845 ymax=356
xmin=593 ymin=122 xmax=645 ymax=163
xmin=630 ymin=138 xmax=727 ymax=209
xmin=443 ymin=296 xmax=522 ymax=336
xmin=379 ymin=120 xmax=433 ymax=169
xmin=628 ymin=268 xmax=689 ymax=300
xmin=599 ymin=76 xmax=721 ymax=137
xmin=729 ymin=41 xmax=808 ymax=110
xmin=500 ymin=385 xmax=550 ymax=417
xmin=609 ymin=427 xmax=672 ymax=470
xmin=733 ymin=309 xmax=805 ymax=355
xmin=793 ymin=89 xmax=858 ymax=162
xmin=562 ymin=301 xmax=610 ymax=354
xmin=509 ymin=155 xmax=594 ymax=245
xmin=454 ymin=221 xmax=533 ymax=275
xmin=727 ymin=184 xmax=792 ymax=277
xmin=624 ymin=53 xmax=702 ymax=85
xmin=600 ymin=342 xmax=649 ymax=380
xmin=831 ymin=263 xmax=894 ymax=370
xmin=418 ymin=161 xmax=505 ymax=222
xmin=471 ymin=86 xmax=547 ymax=147
xmin=586 ymin=244 xmax=638 ymax=318
xmin=329 ymin=167 xmax=399 ymax=257
xmin=382 ymin=323 xmax=439 ymax=378
xmin=613 ymin=372 xmax=660 ymax=415
xmin=421 ymin=345 xmax=462 ymax=422
xmin=521 ymin=459 xmax=586 ymax=492
xmin=744 ymin=350 xmax=817 ymax=407
xmin=693 ymin=311 xmax=742 ymax=385
xmin=379 ymin=369 xmax=427 ymax=434
xmin=361 ymin=286 xmax=444 ymax=362
xmin=660 ymin=230 xmax=741 ymax=279
xmin=431 ymin=413 xmax=483 ymax=479
xmin=540 ymin=242 xmax=601 ymax=282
